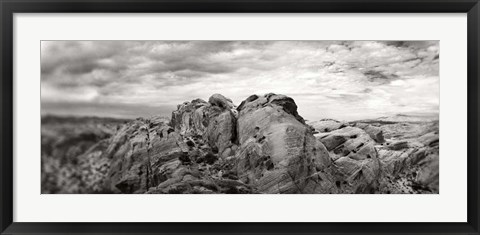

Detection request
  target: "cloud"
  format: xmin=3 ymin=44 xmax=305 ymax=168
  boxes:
xmin=41 ymin=40 xmax=439 ymax=121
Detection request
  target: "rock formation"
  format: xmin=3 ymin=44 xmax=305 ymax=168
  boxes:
xmin=309 ymin=119 xmax=346 ymax=133
xmin=41 ymin=93 xmax=439 ymax=194
xmin=235 ymin=93 xmax=335 ymax=193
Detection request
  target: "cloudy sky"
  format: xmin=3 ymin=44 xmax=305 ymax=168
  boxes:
xmin=41 ymin=41 xmax=439 ymax=121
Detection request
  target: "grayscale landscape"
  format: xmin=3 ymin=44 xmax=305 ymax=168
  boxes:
xmin=41 ymin=41 xmax=439 ymax=194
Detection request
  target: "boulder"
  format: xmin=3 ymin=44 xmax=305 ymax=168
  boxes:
xmin=209 ymin=93 xmax=234 ymax=110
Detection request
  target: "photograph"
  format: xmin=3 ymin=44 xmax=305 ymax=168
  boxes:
xmin=40 ymin=40 xmax=439 ymax=194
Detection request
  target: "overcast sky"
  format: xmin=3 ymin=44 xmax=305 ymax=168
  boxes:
xmin=41 ymin=41 xmax=439 ymax=121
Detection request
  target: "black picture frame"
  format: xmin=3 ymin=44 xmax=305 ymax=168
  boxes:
xmin=1 ymin=0 xmax=479 ymax=234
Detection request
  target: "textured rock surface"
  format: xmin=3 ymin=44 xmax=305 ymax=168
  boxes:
xmin=315 ymin=126 xmax=381 ymax=193
xmin=309 ymin=119 xmax=346 ymax=133
xmin=235 ymin=93 xmax=335 ymax=193
xmin=104 ymin=119 xmax=186 ymax=193
xmin=349 ymin=119 xmax=439 ymax=194
xmin=375 ymin=123 xmax=439 ymax=194
xmin=41 ymin=93 xmax=439 ymax=194
xmin=170 ymin=95 xmax=237 ymax=155
xmin=354 ymin=123 xmax=385 ymax=143
xmin=205 ymin=95 xmax=237 ymax=156
xmin=170 ymin=99 xmax=210 ymax=136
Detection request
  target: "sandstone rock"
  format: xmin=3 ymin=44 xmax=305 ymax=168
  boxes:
xmin=104 ymin=118 xmax=189 ymax=193
xmin=354 ymin=123 xmax=385 ymax=143
xmin=414 ymin=152 xmax=439 ymax=193
xmin=208 ymin=93 xmax=234 ymax=110
xmin=310 ymin=119 xmax=347 ymax=133
xmin=146 ymin=159 xmax=252 ymax=194
xmin=332 ymin=156 xmax=381 ymax=193
xmin=387 ymin=141 xmax=409 ymax=150
xmin=170 ymin=99 xmax=209 ymax=136
xmin=169 ymin=95 xmax=237 ymax=157
xmin=41 ymin=95 xmax=439 ymax=195
xmin=417 ymin=131 xmax=439 ymax=147
xmin=204 ymin=108 xmax=236 ymax=155
xmin=315 ymin=126 xmax=383 ymax=193
xmin=413 ymin=132 xmax=439 ymax=193
xmin=316 ymin=133 xmax=348 ymax=152
xmin=376 ymin=129 xmax=439 ymax=193
xmin=317 ymin=127 xmax=377 ymax=160
xmin=235 ymin=93 xmax=334 ymax=193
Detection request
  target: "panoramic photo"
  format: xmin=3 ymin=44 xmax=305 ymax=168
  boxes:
xmin=41 ymin=41 xmax=439 ymax=194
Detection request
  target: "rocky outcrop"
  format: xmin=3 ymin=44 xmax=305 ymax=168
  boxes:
xmin=102 ymin=94 xmax=240 ymax=194
xmin=235 ymin=93 xmax=335 ymax=193
xmin=103 ymin=118 xmax=184 ymax=193
xmin=317 ymin=127 xmax=377 ymax=161
xmin=312 ymin=118 xmax=439 ymax=194
xmin=354 ymin=123 xmax=385 ymax=143
xmin=376 ymin=128 xmax=439 ymax=194
xmin=41 ymin=93 xmax=439 ymax=194
xmin=170 ymin=94 xmax=237 ymax=156
xmin=205 ymin=94 xmax=237 ymax=157
xmin=309 ymin=119 xmax=346 ymax=133
xmin=209 ymin=93 xmax=235 ymax=110
xmin=170 ymin=99 xmax=210 ymax=136
xmin=315 ymin=126 xmax=381 ymax=193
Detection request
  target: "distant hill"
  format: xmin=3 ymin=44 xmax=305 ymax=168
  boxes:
xmin=41 ymin=114 xmax=132 ymax=125
xmin=353 ymin=113 xmax=438 ymax=124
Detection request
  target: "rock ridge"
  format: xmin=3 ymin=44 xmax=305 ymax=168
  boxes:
xmin=41 ymin=93 xmax=439 ymax=194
